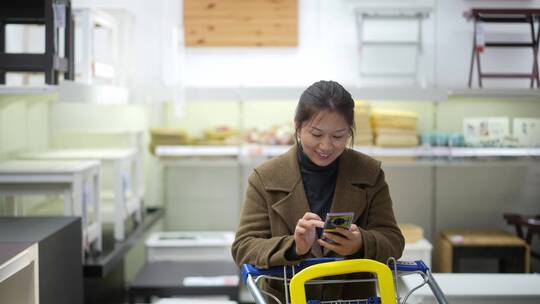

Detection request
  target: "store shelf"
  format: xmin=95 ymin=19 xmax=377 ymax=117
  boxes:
xmin=156 ymin=145 xmax=241 ymax=157
xmin=0 ymin=86 xmax=57 ymax=94
xmin=84 ymin=207 xmax=164 ymax=277
xmin=185 ymin=86 xmax=448 ymax=102
xmin=447 ymin=147 xmax=540 ymax=157
xmin=448 ymin=88 xmax=540 ymax=99
xmin=155 ymin=145 xmax=540 ymax=158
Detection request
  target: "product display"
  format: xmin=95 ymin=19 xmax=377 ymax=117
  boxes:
xmin=149 ymin=128 xmax=191 ymax=153
xmin=513 ymin=118 xmax=540 ymax=147
xmin=354 ymin=101 xmax=373 ymax=146
xmin=371 ymin=110 xmax=419 ymax=147
xmin=203 ymin=126 xmax=241 ymax=145
xmin=463 ymin=117 xmax=511 ymax=147
xmin=243 ymin=123 xmax=294 ymax=145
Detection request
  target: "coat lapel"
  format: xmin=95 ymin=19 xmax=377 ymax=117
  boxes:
xmin=271 ymin=179 xmax=310 ymax=235
xmin=324 ymin=151 xmax=369 ymax=256
xmin=266 ymin=145 xmax=311 ymax=236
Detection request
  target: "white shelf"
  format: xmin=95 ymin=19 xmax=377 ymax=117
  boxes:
xmin=184 ymin=86 xmax=540 ymax=102
xmin=448 ymin=88 xmax=540 ymax=99
xmin=185 ymin=86 xmax=448 ymax=102
xmin=156 ymin=145 xmax=241 ymax=157
xmin=155 ymin=145 xmax=540 ymax=158
xmin=0 ymin=243 xmax=39 ymax=304
xmin=0 ymin=86 xmax=57 ymax=94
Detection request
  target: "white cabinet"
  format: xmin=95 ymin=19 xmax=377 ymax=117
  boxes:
xmin=0 ymin=243 xmax=39 ymax=304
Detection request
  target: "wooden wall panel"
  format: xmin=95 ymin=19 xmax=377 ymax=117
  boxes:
xmin=184 ymin=0 xmax=298 ymax=47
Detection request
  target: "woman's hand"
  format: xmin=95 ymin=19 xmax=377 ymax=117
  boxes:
xmin=318 ymin=224 xmax=363 ymax=256
xmin=294 ymin=212 xmax=325 ymax=256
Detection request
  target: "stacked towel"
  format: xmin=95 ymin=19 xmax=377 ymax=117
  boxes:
xmin=354 ymin=101 xmax=373 ymax=146
xmin=371 ymin=110 xmax=419 ymax=147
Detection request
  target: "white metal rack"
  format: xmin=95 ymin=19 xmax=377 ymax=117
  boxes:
xmin=17 ymin=148 xmax=143 ymax=241
xmin=0 ymin=160 xmax=102 ymax=253
xmin=354 ymin=7 xmax=432 ymax=85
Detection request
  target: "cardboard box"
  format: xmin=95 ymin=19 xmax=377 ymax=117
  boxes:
xmin=146 ymin=231 xmax=235 ymax=262
xmin=435 ymin=230 xmax=530 ymax=273
xmin=401 ymin=238 xmax=433 ymax=268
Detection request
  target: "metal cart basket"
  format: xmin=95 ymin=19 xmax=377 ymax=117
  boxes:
xmin=241 ymin=258 xmax=448 ymax=304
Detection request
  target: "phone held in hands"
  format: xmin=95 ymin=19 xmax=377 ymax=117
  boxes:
xmin=323 ymin=212 xmax=354 ymax=232
xmin=321 ymin=212 xmax=354 ymax=244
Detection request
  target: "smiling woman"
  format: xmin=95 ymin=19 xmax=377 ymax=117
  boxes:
xmin=231 ymin=80 xmax=404 ymax=303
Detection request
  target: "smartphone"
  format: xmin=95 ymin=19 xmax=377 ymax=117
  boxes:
xmin=323 ymin=212 xmax=354 ymax=233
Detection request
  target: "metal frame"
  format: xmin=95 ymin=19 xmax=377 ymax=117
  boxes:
xmin=354 ymin=7 xmax=432 ymax=84
xmin=466 ymin=8 xmax=540 ymax=88
xmin=0 ymin=0 xmax=74 ymax=85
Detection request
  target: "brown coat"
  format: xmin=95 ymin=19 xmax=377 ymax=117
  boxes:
xmin=232 ymin=145 xmax=404 ymax=302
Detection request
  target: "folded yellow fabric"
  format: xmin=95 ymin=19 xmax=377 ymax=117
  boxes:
xmin=375 ymin=134 xmax=419 ymax=147
xmin=150 ymin=128 xmax=189 ymax=144
xmin=375 ymin=128 xmax=418 ymax=136
xmin=371 ymin=110 xmax=418 ymax=130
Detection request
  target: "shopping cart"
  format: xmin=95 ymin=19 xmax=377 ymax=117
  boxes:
xmin=241 ymin=258 xmax=448 ymax=304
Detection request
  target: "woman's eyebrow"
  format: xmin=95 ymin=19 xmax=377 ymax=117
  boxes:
xmin=310 ymin=126 xmax=348 ymax=133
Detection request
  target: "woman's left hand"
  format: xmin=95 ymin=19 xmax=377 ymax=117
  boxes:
xmin=318 ymin=224 xmax=363 ymax=256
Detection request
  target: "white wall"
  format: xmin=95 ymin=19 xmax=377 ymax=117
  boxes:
xmin=184 ymin=0 xmax=540 ymax=89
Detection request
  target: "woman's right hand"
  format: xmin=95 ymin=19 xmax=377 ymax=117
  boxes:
xmin=294 ymin=212 xmax=325 ymax=256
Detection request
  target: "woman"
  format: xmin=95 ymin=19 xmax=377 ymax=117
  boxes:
xmin=232 ymin=80 xmax=404 ymax=302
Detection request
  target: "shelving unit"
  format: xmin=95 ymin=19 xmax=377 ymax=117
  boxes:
xmin=0 ymin=0 xmax=75 ymax=85
xmin=17 ymin=148 xmax=143 ymax=241
xmin=0 ymin=160 xmax=102 ymax=253
xmin=0 ymin=217 xmax=84 ymax=304
xmin=156 ymin=145 xmax=540 ymax=159
xmin=73 ymin=9 xmax=119 ymax=84
xmin=354 ymin=6 xmax=432 ymax=85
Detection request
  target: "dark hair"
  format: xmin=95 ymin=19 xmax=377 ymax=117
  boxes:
xmin=294 ymin=80 xmax=355 ymax=146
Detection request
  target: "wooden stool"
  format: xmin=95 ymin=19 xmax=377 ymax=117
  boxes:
xmin=464 ymin=8 xmax=540 ymax=88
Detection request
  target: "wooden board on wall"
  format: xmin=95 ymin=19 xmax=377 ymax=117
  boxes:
xmin=184 ymin=0 xmax=298 ymax=47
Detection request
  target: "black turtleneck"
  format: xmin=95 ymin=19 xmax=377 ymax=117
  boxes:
xmin=297 ymin=145 xmax=340 ymax=221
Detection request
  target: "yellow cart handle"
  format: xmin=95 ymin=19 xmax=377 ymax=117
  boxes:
xmin=289 ymin=259 xmax=397 ymax=304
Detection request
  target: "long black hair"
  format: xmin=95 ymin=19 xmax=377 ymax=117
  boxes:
xmin=294 ymin=80 xmax=355 ymax=146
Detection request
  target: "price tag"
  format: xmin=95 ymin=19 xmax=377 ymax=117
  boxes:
xmin=475 ymin=23 xmax=485 ymax=53
xmin=52 ymin=3 xmax=66 ymax=28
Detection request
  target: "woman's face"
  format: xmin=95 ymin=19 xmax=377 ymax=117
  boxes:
xmin=298 ymin=110 xmax=350 ymax=167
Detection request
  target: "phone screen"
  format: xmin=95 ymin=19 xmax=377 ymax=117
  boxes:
xmin=323 ymin=212 xmax=354 ymax=232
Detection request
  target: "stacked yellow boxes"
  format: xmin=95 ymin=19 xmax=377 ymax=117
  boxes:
xmin=202 ymin=126 xmax=240 ymax=145
xmin=354 ymin=101 xmax=373 ymax=146
xmin=371 ymin=110 xmax=419 ymax=147
xmin=149 ymin=128 xmax=190 ymax=154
